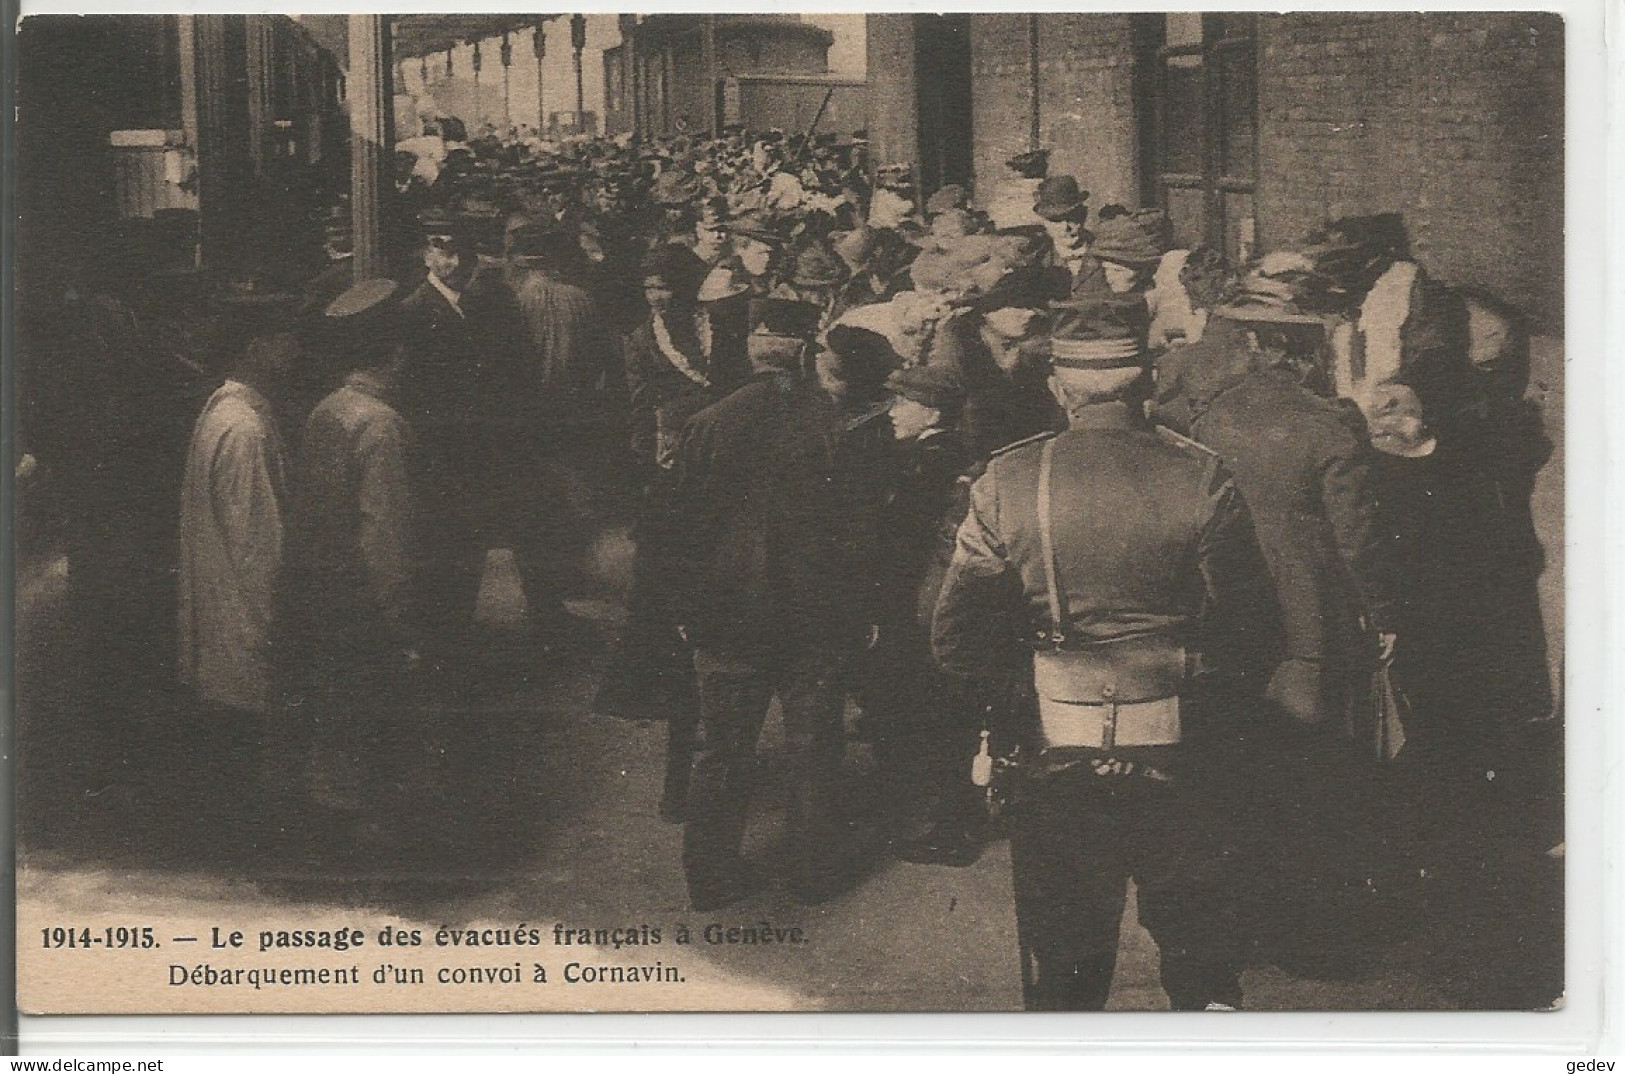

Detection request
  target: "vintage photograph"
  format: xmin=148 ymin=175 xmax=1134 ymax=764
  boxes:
xmin=12 ymin=11 xmax=1564 ymax=1014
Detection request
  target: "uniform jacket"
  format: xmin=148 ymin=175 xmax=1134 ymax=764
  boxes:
xmin=671 ymin=371 xmax=893 ymax=664
xmin=398 ymin=272 xmax=528 ymax=471
xmin=932 ymin=405 xmax=1276 ymax=694
xmin=177 ymin=380 xmax=288 ymax=714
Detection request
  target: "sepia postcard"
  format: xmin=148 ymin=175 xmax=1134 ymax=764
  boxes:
xmin=11 ymin=9 xmax=1566 ymax=1017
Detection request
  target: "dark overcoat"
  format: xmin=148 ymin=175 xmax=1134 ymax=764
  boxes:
xmin=1188 ymin=368 xmax=1396 ymax=675
xmin=671 ymin=372 xmax=891 ymax=665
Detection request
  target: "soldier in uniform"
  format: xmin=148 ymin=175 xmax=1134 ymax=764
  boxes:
xmin=932 ymin=304 xmax=1277 ymax=1011
xmin=397 ymin=210 xmax=535 ymax=682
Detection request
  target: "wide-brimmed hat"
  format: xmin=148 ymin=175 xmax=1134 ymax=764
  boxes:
xmin=323 ymin=277 xmax=404 ymax=360
xmin=1304 ymin=213 xmax=1410 ymax=266
xmin=697 ymin=257 xmax=752 ymax=303
xmin=721 ymin=210 xmax=785 ymax=247
xmin=1090 ymin=209 xmax=1169 ymax=268
xmin=790 ymin=240 xmax=847 ymax=288
xmin=887 ymin=360 xmax=965 ymax=410
xmin=824 ymin=324 xmax=901 ymax=389
xmin=1045 ymin=297 xmax=1147 ymax=370
xmin=1033 ymin=175 xmax=1089 ymax=222
xmin=325 ymin=277 xmax=399 ymax=326
xmin=1297 ymin=212 xmax=1411 ymax=310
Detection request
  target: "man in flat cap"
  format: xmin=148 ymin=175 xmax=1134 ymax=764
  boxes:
xmin=932 ymin=303 xmax=1275 ymax=1010
xmin=868 ymin=359 xmax=987 ymax=866
xmin=668 ymin=298 xmax=890 ymax=909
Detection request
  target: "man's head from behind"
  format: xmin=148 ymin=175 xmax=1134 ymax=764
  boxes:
xmin=233 ymin=329 xmax=301 ymax=391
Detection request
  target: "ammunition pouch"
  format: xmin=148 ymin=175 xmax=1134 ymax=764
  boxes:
xmin=1032 ymin=634 xmax=1188 ymax=750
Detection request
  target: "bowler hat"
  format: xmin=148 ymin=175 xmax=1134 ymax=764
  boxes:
xmin=419 ymin=208 xmax=473 ymax=254
xmin=508 ymin=224 xmax=577 ymax=268
xmin=1033 ymin=175 xmax=1089 ymax=222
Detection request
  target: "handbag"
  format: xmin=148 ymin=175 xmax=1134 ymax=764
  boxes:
xmin=1031 ymin=439 xmax=1186 ymax=750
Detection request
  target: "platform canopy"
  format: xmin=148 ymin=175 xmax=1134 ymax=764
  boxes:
xmin=393 ymin=15 xmax=556 ymax=59
xmin=298 ymin=14 xmax=558 ymax=67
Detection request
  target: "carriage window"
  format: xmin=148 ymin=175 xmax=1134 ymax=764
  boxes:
xmin=1138 ymin=13 xmax=1259 ymax=264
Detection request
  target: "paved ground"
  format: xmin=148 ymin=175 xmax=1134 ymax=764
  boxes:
xmin=15 ymin=541 xmax=1563 ymax=1014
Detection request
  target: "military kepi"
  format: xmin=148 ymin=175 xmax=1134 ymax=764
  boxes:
xmin=1046 ymin=299 xmax=1148 ymax=370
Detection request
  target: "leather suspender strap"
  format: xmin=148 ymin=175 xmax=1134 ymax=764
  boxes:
xmin=1037 ymin=438 xmax=1066 ymax=648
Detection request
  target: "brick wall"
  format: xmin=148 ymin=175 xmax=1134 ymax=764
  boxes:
xmin=1256 ymin=12 xmax=1563 ymax=327
xmin=880 ymin=13 xmax=1562 ymax=326
xmin=970 ymin=14 xmax=1142 ymax=210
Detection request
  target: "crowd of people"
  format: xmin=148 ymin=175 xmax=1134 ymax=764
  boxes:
xmin=19 ymin=118 xmax=1560 ymax=1010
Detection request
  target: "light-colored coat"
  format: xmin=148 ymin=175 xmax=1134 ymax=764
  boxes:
xmin=177 ymin=380 xmax=287 ymax=714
